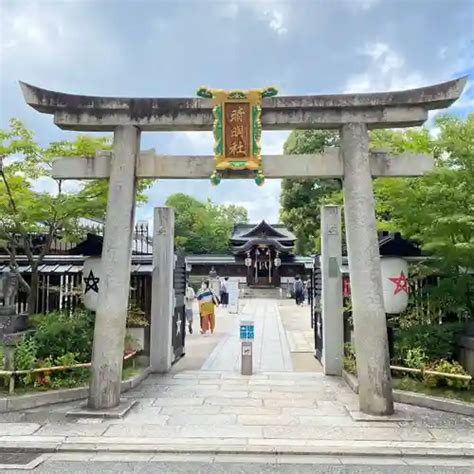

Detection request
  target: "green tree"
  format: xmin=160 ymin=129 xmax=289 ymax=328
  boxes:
xmin=284 ymin=115 xmax=473 ymax=317
xmin=279 ymin=130 xmax=340 ymax=254
xmin=165 ymin=193 xmax=248 ymax=254
xmin=372 ymin=115 xmax=474 ymax=318
xmin=0 ymin=118 xmax=150 ymax=314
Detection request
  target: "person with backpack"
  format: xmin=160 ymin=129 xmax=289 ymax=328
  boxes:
xmin=197 ymin=280 xmax=220 ymax=335
xmin=293 ymin=275 xmax=304 ymax=306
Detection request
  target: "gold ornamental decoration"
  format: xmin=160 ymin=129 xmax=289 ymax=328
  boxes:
xmin=196 ymin=86 xmax=278 ymax=185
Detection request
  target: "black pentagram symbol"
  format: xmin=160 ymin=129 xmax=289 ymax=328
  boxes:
xmin=84 ymin=269 xmax=100 ymax=294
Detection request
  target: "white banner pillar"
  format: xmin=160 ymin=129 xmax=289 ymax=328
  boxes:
xmin=321 ymin=205 xmax=344 ymax=376
xmin=150 ymin=207 xmax=175 ymax=373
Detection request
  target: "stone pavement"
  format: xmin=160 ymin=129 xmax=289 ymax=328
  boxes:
xmin=1 ymin=370 xmax=473 ymax=459
xmin=0 ymin=298 xmax=473 ymax=462
xmin=202 ymin=299 xmax=293 ymax=372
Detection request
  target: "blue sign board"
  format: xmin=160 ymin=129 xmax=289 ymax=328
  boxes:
xmin=240 ymin=322 xmax=255 ymax=340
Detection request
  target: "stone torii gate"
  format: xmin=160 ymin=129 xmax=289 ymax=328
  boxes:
xmin=20 ymin=77 xmax=466 ymax=416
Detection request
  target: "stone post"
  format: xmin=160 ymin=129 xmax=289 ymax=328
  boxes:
xmin=88 ymin=125 xmax=140 ymax=409
xmin=320 ymin=205 xmax=344 ymax=376
xmin=150 ymin=207 xmax=175 ymax=373
xmin=341 ymin=123 xmax=394 ymax=416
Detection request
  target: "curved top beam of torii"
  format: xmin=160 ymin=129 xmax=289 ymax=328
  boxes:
xmin=19 ymin=77 xmax=468 ymax=132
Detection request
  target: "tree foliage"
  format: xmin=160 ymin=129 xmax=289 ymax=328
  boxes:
xmin=279 ymin=130 xmax=341 ymax=254
xmin=165 ymin=193 xmax=248 ymax=254
xmin=280 ymin=114 xmax=474 ymax=317
xmin=0 ymin=118 xmax=150 ymax=313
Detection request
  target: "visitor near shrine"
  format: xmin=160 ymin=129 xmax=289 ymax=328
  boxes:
xmin=185 ymin=282 xmax=195 ymax=334
xmin=293 ymin=275 xmax=305 ymax=306
xmin=197 ymin=280 xmax=219 ymax=335
xmin=220 ymin=277 xmax=229 ymax=308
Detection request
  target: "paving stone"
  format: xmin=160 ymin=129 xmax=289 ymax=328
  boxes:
xmin=103 ymin=424 xmax=182 ymax=438
xmin=166 ymin=414 xmax=237 ymax=426
xmin=36 ymin=423 xmax=109 ymax=436
xmin=199 ymin=379 xmax=247 ymax=385
xmin=205 ymin=397 xmax=263 ymax=407
xmin=277 ymin=454 xmax=342 ymax=464
xmin=221 ymin=407 xmax=282 ymax=416
xmin=263 ymin=425 xmax=343 ymax=440
xmin=263 ymin=398 xmax=317 ymax=408
xmin=0 ymin=422 xmax=41 ymax=435
xmin=121 ymin=414 xmax=169 ymax=425
xmin=91 ymin=453 xmax=154 ymax=462
xmin=160 ymin=406 xmax=222 ymax=415
xmin=250 ymin=391 xmax=317 ymax=400
xmin=429 ymin=428 xmax=474 ymax=442
xmin=220 ymin=385 xmax=257 ymax=392
xmin=298 ymin=415 xmax=361 ymax=427
xmin=282 ymin=406 xmax=349 ymax=417
xmin=48 ymin=452 xmax=96 ymax=461
xmin=238 ymin=415 xmax=300 ymax=426
xmin=181 ymin=424 xmax=262 ymax=438
xmin=152 ymin=397 xmax=204 ymax=407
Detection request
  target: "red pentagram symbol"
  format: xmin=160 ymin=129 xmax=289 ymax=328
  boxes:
xmin=389 ymin=271 xmax=409 ymax=295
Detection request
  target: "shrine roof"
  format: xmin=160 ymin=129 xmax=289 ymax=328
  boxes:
xmin=231 ymin=221 xmax=296 ymax=241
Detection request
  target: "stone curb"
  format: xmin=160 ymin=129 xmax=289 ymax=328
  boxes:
xmin=1 ymin=441 xmax=473 ymax=459
xmin=0 ymin=367 xmax=151 ymax=413
xmin=342 ymin=370 xmax=474 ymax=417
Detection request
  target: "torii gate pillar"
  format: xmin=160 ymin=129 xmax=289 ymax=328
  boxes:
xmin=342 ymin=123 xmax=394 ymax=415
xmin=88 ymin=125 xmax=140 ymax=409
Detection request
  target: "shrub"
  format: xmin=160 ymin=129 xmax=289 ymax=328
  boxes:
xmin=31 ymin=309 xmax=95 ymax=363
xmin=126 ymin=304 xmax=149 ymax=328
xmin=404 ymin=347 xmax=428 ymax=370
xmin=0 ymin=344 xmax=5 ymax=370
xmin=423 ymin=359 xmax=470 ymax=390
xmin=14 ymin=336 xmax=38 ymax=385
xmin=343 ymin=342 xmax=357 ymax=375
xmin=393 ymin=322 xmax=465 ymax=364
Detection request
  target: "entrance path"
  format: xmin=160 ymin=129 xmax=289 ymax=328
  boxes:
xmin=1 ymin=370 xmax=473 ymax=460
xmin=201 ymin=299 xmax=293 ymax=372
xmin=1 ymin=298 xmax=473 ymax=461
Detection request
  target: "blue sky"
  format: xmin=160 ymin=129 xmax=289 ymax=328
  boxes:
xmin=1 ymin=0 xmax=473 ymax=224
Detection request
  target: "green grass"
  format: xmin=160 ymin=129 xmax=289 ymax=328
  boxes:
xmin=393 ymin=377 xmax=474 ymax=403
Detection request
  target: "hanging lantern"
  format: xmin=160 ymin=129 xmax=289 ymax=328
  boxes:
xmin=82 ymin=257 xmax=102 ymax=311
xmin=381 ymin=257 xmax=409 ymax=314
xmin=245 ymin=257 xmax=252 ymax=267
xmin=274 ymin=256 xmax=282 ymax=268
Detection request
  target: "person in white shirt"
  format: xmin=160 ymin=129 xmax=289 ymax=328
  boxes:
xmin=185 ymin=282 xmax=196 ymax=334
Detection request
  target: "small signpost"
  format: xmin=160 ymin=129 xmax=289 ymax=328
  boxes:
xmin=240 ymin=320 xmax=254 ymax=375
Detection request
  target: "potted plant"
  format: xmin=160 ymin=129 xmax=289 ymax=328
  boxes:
xmin=125 ymin=304 xmax=148 ymax=353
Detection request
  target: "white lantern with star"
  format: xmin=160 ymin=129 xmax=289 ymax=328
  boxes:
xmin=82 ymin=257 xmax=102 ymax=311
xmin=381 ymin=257 xmax=409 ymax=314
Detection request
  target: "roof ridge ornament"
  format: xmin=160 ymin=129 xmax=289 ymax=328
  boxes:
xmin=196 ymin=86 xmax=278 ymax=186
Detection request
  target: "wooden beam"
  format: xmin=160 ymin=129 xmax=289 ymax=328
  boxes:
xmin=52 ymin=149 xmax=434 ymax=180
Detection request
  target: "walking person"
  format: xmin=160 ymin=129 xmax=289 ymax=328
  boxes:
xmin=220 ymin=277 xmax=229 ymax=308
xmin=293 ymin=275 xmax=304 ymax=306
xmin=305 ymin=276 xmax=312 ymax=306
xmin=185 ymin=281 xmax=195 ymax=334
xmin=197 ymin=280 xmax=219 ymax=335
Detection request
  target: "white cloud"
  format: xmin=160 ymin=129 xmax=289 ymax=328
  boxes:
xmin=0 ymin=0 xmax=118 ymax=74
xmin=344 ymin=42 xmax=426 ymax=93
xmin=220 ymin=0 xmax=289 ymax=36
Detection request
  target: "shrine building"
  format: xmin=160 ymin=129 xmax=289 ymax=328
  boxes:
xmin=186 ymin=221 xmax=312 ymax=287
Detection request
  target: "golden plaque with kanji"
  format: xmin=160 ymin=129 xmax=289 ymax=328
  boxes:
xmin=196 ymin=86 xmax=278 ymax=185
